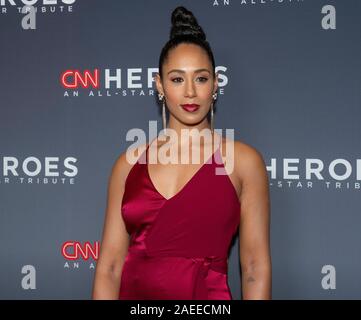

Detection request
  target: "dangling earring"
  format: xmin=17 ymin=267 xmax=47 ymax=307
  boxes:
xmin=158 ymin=93 xmax=166 ymax=135
xmin=211 ymin=92 xmax=218 ymax=134
xmin=210 ymin=103 xmax=214 ymax=134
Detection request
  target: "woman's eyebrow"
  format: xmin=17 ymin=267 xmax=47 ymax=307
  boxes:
xmin=167 ymin=68 xmax=211 ymax=75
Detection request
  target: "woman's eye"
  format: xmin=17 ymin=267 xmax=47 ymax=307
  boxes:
xmin=171 ymin=77 xmax=208 ymax=83
xmin=197 ymin=77 xmax=208 ymax=82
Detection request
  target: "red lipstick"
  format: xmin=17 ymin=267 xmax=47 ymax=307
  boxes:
xmin=181 ymin=104 xmax=200 ymax=112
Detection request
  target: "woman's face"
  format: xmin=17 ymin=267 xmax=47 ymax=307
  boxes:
xmin=156 ymin=43 xmax=218 ymax=129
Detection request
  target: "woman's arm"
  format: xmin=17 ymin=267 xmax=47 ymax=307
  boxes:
xmin=91 ymin=151 xmax=132 ymax=299
xmin=237 ymin=142 xmax=272 ymax=299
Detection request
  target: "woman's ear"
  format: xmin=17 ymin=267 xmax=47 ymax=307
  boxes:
xmin=155 ymin=72 xmax=164 ymax=95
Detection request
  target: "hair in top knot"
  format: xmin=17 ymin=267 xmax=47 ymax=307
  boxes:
xmin=158 ymin=6 xmax=216 ymax=80
xmin=170 ymin=6 xmax=206 ymax=41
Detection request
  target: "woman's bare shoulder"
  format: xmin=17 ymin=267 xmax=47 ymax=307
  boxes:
xmin=235 ymin=139 xmax=264 ymax=160
xmin=111 ymin=142 xmax=149 ymax=183
xmin=221 ymin=136 xmax=267 ymax=182
xmin=221 ymin=136 xmax=261 ymax=156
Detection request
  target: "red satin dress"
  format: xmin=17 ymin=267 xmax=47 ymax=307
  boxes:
xmin=119 ymin=138 xmax=240 ymax=300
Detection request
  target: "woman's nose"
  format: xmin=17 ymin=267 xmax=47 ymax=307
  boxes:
xmin=185 ymin=80 xmax=196 ymax=97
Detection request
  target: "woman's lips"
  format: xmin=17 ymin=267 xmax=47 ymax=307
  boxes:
xmin=181 ymin=104 xmax=200 ymax=112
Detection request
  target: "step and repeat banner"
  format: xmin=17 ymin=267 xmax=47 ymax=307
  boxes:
xmin=0 ymin=0 xmax=360 ymax=299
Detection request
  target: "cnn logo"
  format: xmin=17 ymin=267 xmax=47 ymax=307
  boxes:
xmin=61 ymin=241 xmax=99 ymax=261
xmin=61 ymin=69 xmax=99 ymax=89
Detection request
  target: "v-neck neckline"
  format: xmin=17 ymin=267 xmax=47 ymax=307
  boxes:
xmin=146 ymin=135 xmax=221 ymax=202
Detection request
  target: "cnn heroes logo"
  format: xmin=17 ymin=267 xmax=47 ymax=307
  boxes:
xmin=61 ymin=67 xmax=228 ymax=98
xmin=0 ymin=0 xmax=75 ymax=14
xmin=62 ymin=241 xmax=98 ymax=270
xmin=269 ymin=158 xmax=361 ymax=191
xmin=0 ymin=156 xmax=78 ymax=185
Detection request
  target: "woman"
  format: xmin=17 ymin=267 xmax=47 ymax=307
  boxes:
xmin=92 ymin=6 xmax=271 ymax=300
